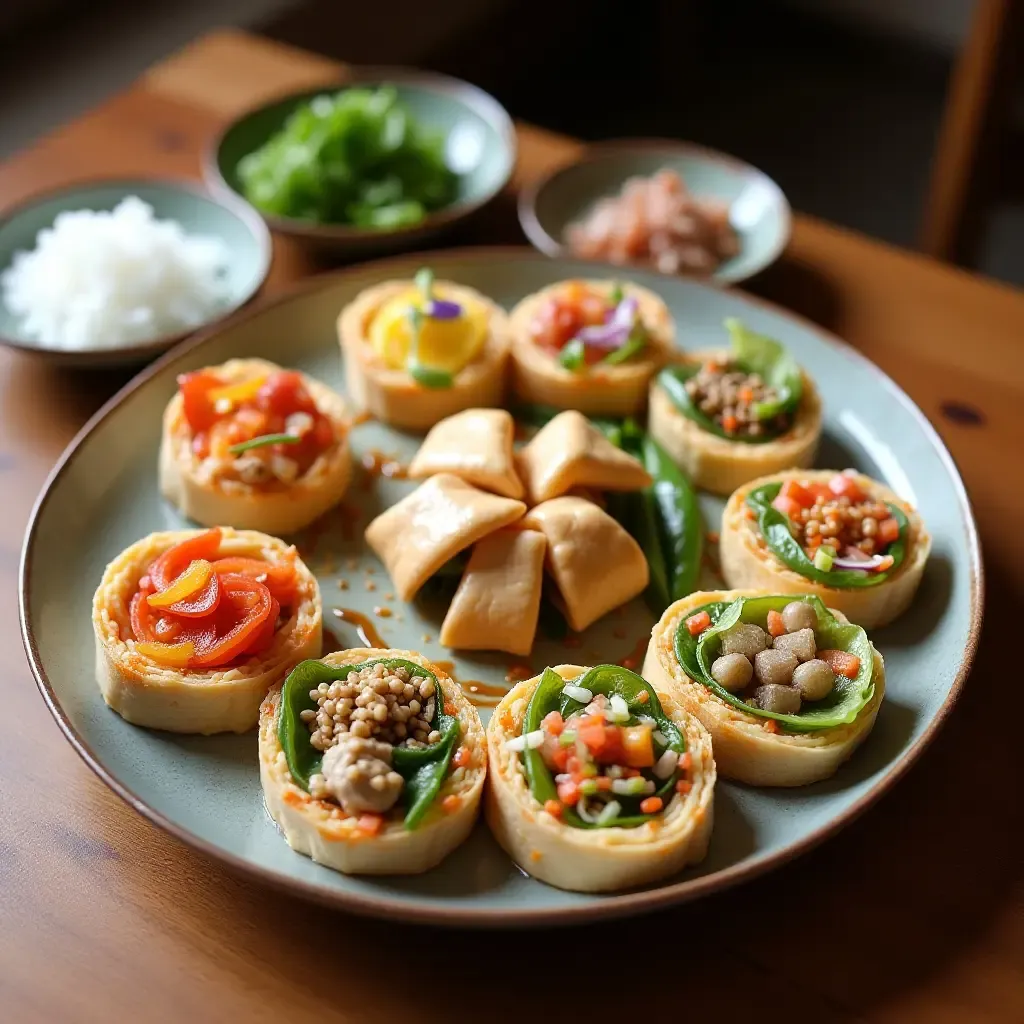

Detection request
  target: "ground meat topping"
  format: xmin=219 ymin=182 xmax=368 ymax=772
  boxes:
xmin=684 ymin=359 xmax=792 ymax=438
xmin=788 ymin=494 xmax=894 ymax=559
xmin=309 ymin=734 xmax=404 ymax=814
xmin=300 ymin=661 xmax=440 ymax=753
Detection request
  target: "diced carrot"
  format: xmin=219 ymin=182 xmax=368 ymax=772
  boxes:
xmin=772 ymin=494 xmax=800 ymax=519
xmin=621 ymin=725 xmax=655 ymax=768
xmin=596 ymin=776 xmax=612 ymax=791
xmin=878 ymin=517 xmax=900 ymax=546
xmin=556 ymin=780 xmax=580 ymax=805
xmin=738 ymin=386 xmax=754 ymax=404
xmin=819 ymin=649 xmax=861 ymax=679
xmin=543 ymin=799 xmax=563 ymax=819
xmin=806 ymin=534 xmax=823 ymax=549
xmin=444 ymin=702 xmax=456 ymax=716
xmin=766 ymin=610 xmax=786 ymax=637
xmin=542 ymin=710 xmax=565 ymax=736
xmin=452 ymin=746 xmax=471 ymax=769
xmin=780 ymin=479 xmax=814 ymax=508
xmin=356 ymin=813 xmax=384 ymax=836
xmin=623 ymin=767 xmax=641 ymax=778
xmin=828 ymin=473 xmax=866 ymax=503
xmin=876 ymin=555 xmax=895 ymax=572
xmin=675 ymin=779 xmax=692 ymax=795
xmin=763 ymin=719 xmax=780 ymax=734
xmin=441 ymin=795 xmax=461 ymax=814
xmin=636 ymin=690 xmax=650 ymax=704
xmin=640 ymin=796 xmax=664 ymax=814
xmin=722 ymin=414 xmax=739 ymax=434
xmin=686 ymin=611 xmax=711 ymax=636
xmin=551 ymin=747 xmax=569 ymax=772
xmin=678 ymin=752 xmax=692 ymax=772
xmin=499 ymin=711 xmax=514 ymax=731
xmin=744 ymin=507 xmax=756 ymax=521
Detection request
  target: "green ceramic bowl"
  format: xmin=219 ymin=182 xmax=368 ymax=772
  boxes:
xmin=204 ymin=70 xmax=516 ymax=259
xmin=0 ymin=179 xmax=271 ymax=368
xmin=519 ymin=140 xmax=791 ymax=283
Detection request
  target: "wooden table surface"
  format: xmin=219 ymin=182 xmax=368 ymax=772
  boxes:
xmin=2 ymin=30 xmax=1021 ymax=1024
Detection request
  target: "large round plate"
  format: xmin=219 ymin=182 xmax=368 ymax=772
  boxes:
xmin=20 ymin=249 xmax=981 ymax=926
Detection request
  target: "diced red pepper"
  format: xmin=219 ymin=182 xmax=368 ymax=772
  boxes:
xmin=550 ymin=747 xmax=570 ymax=772
xmin=543 ymin=799 xmax=563 ymax=819
xmin=780 ymin=479 xmax=815 ymax=508
xmin=877 ymin=517 xmax=900 ymax=546
xmin=556 ymin=780 xmax=580 ymax=806
xmin=767 ymin=610 xmax=786 ymax=637
xmin=772 ymin=494 xmax=801 ymax=519
xmin=640 ymin=796 xmax=664 ymax=814
xmin=828 ymin=473 xmax=866 ymax=503
xmin=356 ymin=813 xmax=384 ymax=835
xmin=542 ymin=710 xmax=565 ymax=736
xmin=686 ymin=611 xmax=711 ymax=636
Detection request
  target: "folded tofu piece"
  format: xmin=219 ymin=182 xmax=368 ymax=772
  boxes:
xmin=523 ymin=496 xmax=649 ymax=632
xmin=517 ymin=410 xmax=652 ymax=504
xmin=407 ymin=409 xmax=523 ymax=499
xmin=440 ymin=527 xmax=547 ymax=655
xmin=364 ymin=474 xmax=526 ymax=600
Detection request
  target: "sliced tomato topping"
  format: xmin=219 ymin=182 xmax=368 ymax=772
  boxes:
xmin=148 ymin=558 xmax=214 ymax=609
xmin=211 ymin=556 xmax=297 ymax=606
xmin=134 ymin=640 xmax=196 ymax=667
xmin=150 ymin=529 xmax=222 ymax=591
xmin=244 ymin=595 xmax=281 ymax=656
xmin=189 ymin=574 xmax=273 ymax=667
xmin=780 ymin=479 xmax=815 ymax=508
xmin=257 ymin=370 xmax=317 ymax=417
xmin=772 ymin=494 xmax=801 ymax=519
xmin=178 ymin=370 xmax=223 ymax=434
xmin=828 ymin=473 xmax=866 ymax=503
xmin=165 ymin=569 xmax=221 ymax=618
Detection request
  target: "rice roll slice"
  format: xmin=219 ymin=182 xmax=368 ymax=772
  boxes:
xmin=486 ymin=663 xmax=715 ymax=892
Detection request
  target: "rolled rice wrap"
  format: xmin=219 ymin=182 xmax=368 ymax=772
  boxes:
xmin=159 ymin=358 xmax=352 ymax=536
xmin=486 ymin=664 xmax=715 ymax=892
xmin=337 ymin=280 xmax=510 ymax=431
xmin=648 ymin=357 xmax=821 ymax=496
xmin=720 ymin=469 xmax=930 ymax=629
xmin=259 ymin=648 xmax=486 ymax=875
xmin=93 ymin=527 xmax=321 ymax=734
xmin=508 ymin=280 xmax=674 ymax=416
xmin=643 ymin=590 xmax=885 ymax=787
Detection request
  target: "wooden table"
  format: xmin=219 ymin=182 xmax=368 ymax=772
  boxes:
xmin=2 ymin=30 xmax=1021 ymax=1024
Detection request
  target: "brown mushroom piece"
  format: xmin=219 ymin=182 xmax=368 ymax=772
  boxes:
xmin=711 ymin=652 xmax=753 ymax=692
xmin=754 ymin=647 xmax=798 ymax=687
xmin=720 ymin=622 xmax=769 ymax=660
xmin=781 ymin=600 xmax=817 ymax=633
xmin=772 ymin=627 xmax=817 ymax=663
xmin=754 ymin=683 xmax=802 ymax=714
xmin=792 ymin=659 xmax=836 ymax=702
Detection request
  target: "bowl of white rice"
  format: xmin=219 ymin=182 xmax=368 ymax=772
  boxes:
xmin=0 ymin=179 xmax=272 ymax=367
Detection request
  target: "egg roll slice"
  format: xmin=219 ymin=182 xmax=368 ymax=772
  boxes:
xmin=92 ymin=527 xmax=321 ymax=734
xmin=259 ymin=648 xmax=486 ymax=875
xmin=159 ymin=358 xmax=352 ymax=535
xmin=338 ymin=279 xmax=510 ymax=431
xmin=720 ymin=469 xmax=930 ymax=629
xmin=643 ymin=589 xmax=884 ymax=786
xmin=364 ymin=474 xmax=526 ymax=601
xmin=516 ymin=410 xmax=651 ymax=504
xmin=508 ymin=280 xmax=674 ymax=416
xmin=523 ymin=497 xmax=648 ymax=632
xmin=440 ymin=527 xmax=546 ymax=656
xmin=486 ymin=663 xmax=715 ymax=892
xmin=408 ymin=408 xmax=523 ymax=498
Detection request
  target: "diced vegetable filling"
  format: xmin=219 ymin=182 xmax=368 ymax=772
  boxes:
xmin=700 ymin=599 xmax=857 ymax=716
xmin=683 ymin=358 xmax=791 ymax=438
xmin=770 ymin=473 xmax=900 ymax=571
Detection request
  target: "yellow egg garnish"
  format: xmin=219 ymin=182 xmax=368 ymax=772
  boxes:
xmin=368 ymin=287 xmax=488 ymax=374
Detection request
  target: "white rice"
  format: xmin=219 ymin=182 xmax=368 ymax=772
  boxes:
xmin=1 ymin=196 xmax=231 ymax=350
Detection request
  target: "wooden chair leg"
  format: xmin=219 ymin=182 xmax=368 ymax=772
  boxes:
xmin=919 ymin=0 xmax=1022 ymax=266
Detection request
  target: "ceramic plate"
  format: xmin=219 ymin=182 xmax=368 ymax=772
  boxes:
xmin=519 ymin=140 xmax=791 ymax=283
xmin=20 ymin=250 xmax=980 ymax=926
xmin=0 ymin=179 xmax=271 ymax=368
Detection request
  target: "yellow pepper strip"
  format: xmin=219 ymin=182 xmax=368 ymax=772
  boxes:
xmin=134 ymin=640 xmax=196 ymax=667
xmin=147 ymin=559 xmax=214 ymax=608
xmin=208 ymin=375 xmax=267 ymax=412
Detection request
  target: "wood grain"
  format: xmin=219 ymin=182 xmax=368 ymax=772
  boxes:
xmin=1 ymin=29 xmax=1022 ymax=1024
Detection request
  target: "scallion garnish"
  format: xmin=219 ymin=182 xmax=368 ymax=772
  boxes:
xmin=414 ymin=266 xmax=434 ymax=298
xmin=228 ymin=433 xmax=302 ymax=455
xmin=558 ymin=338 xmax=586 ymax=371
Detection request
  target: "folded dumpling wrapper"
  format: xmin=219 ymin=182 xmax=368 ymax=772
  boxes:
xmin=440 ymin=527 xmax=547 ymax=655
xmin=523 ymin=496 xmax=648 ymax=631
xmin=517 ymin=410 xmax=652 ymax=504
xmin=364 ymin=474 xmax=526 ymax=601
xmin=407 ymin=408 xmax=524 ymax=498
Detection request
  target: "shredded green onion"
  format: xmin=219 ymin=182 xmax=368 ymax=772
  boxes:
xmin=813 ymin=547 xmax=834 ymax=571
xmin=558 ymin=338 xmax=586 ymax=371
xmin=558 ymin=729 xmax=577 ymax=748
xmin=228 ymin=433 xmax=302 ymax=455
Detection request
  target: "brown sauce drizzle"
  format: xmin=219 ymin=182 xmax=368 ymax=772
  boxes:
xmin=351 ymin=410 xmax=374 ymax=426
xmin=433 ymin=660 xmax=508 ymax=707
xmin=618 ymin=635 xmax=650 ymax=671
xmin=504 ymin=663 xmax=535 ymax=683
xmin=360 ymin=449 xmax=408 ymax=489
xmin=331 ymin=607 xmax=388 ymax=649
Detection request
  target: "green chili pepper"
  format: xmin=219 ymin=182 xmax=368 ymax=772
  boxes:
xmin=656 ymin=318 xmax=803 ymax=444
xmin=746 ymin=481 xmax=908 ymax=588
xmin=521 ymin=666 xmax=685 ymax=829
xmin=674 ymin=595 xmax=875 ymax=732
xmin=228 ymin=433 xmax=303 ymax=455
xmin=277 ymin=657 xmax=460 ymax=830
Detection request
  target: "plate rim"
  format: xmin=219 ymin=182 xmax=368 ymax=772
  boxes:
xmin=18 ymin=246 xmax=983 ymax=927
xmin=517 ymin=137 xmax=793 ymax=284
xmin=0 ymin=175 xmax=273 ymax=365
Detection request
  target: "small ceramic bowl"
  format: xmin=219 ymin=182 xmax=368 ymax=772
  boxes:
xmin=0 ymin=178 xmax=272 ymax=368
xmin=519 ymin=140 xmax=791 ymax=284
xmin=204 ymin=69 xmax=517 ymax=259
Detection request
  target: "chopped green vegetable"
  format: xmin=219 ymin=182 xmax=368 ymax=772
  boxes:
xmin=406 ymin=296 xmax=453 ymax=389
xmin=813 ymin=546 xmax=834 ymax=571
xmin=228 ymin=433 xmax=302 ymax=455
xmin=673 ymin=595 xmax=875 ymax=732
xmin=237 ymin=86 xmax=458 ymax=228
xmin=746 ymin=482 xmax=908 ymax=588
xmin=558 ymin=338 xmax=586 ymax=371
xmin=602 ymin=326 xmax=647 ymax=366
xmin=277 ymin=657 xmax=459 ymax=830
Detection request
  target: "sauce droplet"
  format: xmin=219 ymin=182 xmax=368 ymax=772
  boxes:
xmin=432 ymin=660 xmax=507 ymax=706
xmin=505 ymin=663 xmax=534 ymax=683
xmin=374 ymin=606 xmax=393 ymax=618
xmin=351 ymin=410 xmax=374 ymax=426
xmin=331 ymin=607 xmax=388 ymax=649
xmin=618 ymin=635 xmax=649 ymax=671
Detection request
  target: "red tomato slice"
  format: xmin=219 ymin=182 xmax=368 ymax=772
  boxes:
xmin=257 ymin=371 xmax=317 ymax=417
xmin=245 ymin=596 xmax=281 ymax=656
xmin=210 ymin=557 xmax=297 ymax=607
xmin=178 ymin=370 xmax=223 ymax=434
xmin=150 ymin=529 xmax=222 ymax=591
xmin=189 ymin=574 xmax=273 ymax=668
xmin=166 ymin=571 xmax=221 ymax=618
xmin=129 ymin=590 xmax=157 ymax=642
xmin=828 ymin=473 xmax=866 ymax=503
